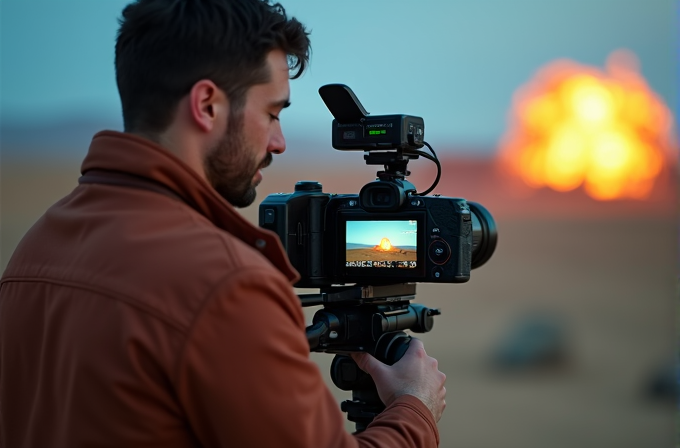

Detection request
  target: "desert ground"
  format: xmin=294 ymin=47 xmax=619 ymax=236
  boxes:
xmin=1 ymin=154 xmax=677 ymax=448
xmin=346 ymin=247 xmax=417 ymax=263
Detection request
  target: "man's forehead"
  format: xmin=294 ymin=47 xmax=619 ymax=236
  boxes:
xmin=267 ymin=49 xmax=290 ymax=71
xmin=267 ymin=52 xmax=291 ymax=103
xmin=243 ymin=50 xmax=291 ymax=106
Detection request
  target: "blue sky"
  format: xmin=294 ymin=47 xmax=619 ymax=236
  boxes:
xmin=346 ymin=220 xmax=418 ymax=247
xmin=1 ymin=0 xmax=676 ymax=156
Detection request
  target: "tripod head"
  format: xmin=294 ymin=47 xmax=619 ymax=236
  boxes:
xmin=301 ymin=284 xmax=440 ymax=431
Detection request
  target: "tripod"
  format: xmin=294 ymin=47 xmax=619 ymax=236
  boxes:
xmin=301 ymin=283 xmax=440 ymax=432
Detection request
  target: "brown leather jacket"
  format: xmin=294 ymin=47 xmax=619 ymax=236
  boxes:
xmin=0 ymin=131 xmax=439 ymax=448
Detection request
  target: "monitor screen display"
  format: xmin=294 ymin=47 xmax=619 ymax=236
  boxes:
xmin=345 ymin=220 xmax=418 ymax=269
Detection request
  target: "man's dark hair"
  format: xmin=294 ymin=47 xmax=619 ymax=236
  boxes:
xmin=115 ymin=0 xmax=310 ymax=134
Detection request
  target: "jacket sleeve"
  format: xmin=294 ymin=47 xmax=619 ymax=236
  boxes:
xmin=174 ymin=266 xmax=439 ymax=448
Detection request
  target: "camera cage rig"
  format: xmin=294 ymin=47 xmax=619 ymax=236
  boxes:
xmin=260 ymin=84 xmax=496 ymax=431
xmin=298 ymin=85 xmax=447 ymax=432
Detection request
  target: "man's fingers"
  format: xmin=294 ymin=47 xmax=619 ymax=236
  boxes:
xmin=394 ymin=337 xmax=425 ymax=364
xmin=350 ymin=352 xmax=383 ymax=375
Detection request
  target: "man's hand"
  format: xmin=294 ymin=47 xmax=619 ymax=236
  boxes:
xmin=351 ymin=338 xmax=446 ymax=422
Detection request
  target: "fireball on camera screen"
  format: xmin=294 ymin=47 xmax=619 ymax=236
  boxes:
xmin=375 ymin=238 xmax=394 ymax=252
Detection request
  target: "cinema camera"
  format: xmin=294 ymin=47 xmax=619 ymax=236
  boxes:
xmin=259 ymin=84 xmax=497 ymax=431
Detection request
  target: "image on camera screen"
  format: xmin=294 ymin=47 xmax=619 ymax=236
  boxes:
xmin=345 ymin=220 xmax=418 ymax=269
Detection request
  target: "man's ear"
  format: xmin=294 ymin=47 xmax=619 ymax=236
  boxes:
xmin=188 ymin=79 xmax=229 ymax=133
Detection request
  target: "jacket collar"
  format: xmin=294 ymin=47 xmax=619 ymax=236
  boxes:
xmin=81 ymin=130 xmax=300 ymax=284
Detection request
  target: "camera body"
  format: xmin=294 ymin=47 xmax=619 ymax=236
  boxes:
xmin=260 ymin=183 xmax=475 ymax=288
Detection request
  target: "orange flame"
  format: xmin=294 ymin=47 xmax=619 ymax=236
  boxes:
xmin=378 ymin=238 xmax=392 ymax=251
xmin=499 ymin=50 xmax=676 ymax=200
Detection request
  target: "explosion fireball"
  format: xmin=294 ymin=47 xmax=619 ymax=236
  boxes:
xmin=499 ymin=50 xmax=676 ymax=200
xmin=376 ymin=238 xmax=393 ymax=251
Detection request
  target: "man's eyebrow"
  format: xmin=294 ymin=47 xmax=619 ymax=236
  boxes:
xmin=272 ymin=98 xmax=291 ymax=109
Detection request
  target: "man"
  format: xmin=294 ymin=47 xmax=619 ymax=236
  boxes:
xmin=0 ymin=0 xmax=446 ymax=446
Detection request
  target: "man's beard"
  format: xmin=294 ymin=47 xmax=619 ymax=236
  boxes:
xmin=203 ymin=115 xmax=272 ymax=208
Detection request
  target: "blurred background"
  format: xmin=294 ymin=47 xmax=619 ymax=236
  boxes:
xmin=1 ymin=1 xmax=677 ymax=446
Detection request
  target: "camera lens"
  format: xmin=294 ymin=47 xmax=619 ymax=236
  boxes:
xmin=468 ymin=202 xmax=497 ymax=269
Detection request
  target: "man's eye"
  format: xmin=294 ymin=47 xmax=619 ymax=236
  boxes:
xmin=269 ymin=114 xmax=280 ymax=121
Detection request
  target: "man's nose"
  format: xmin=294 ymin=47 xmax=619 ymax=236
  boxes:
xmin=269 ymin=125 xmax=286 ymax=154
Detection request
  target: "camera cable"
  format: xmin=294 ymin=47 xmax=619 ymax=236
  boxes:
xmin=413 ymin=141 xmax=441 ymax=196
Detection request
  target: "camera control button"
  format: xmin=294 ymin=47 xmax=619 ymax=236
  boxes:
xmin=263 ymin=209 xmax=276 ymax=224
xmin=428 ymin=239 xmax=451 ymax=265
xmin=294 ymin=181 xmax=322 ymax=192
xmin=432 ymin=266 xmax=444 ymax=279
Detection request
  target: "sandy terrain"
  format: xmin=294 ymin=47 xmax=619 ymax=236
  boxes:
xmin=1 ymin=154 xmax=677 ymax=447
xmin=346 ymin=247 xmax=417 ymax=264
